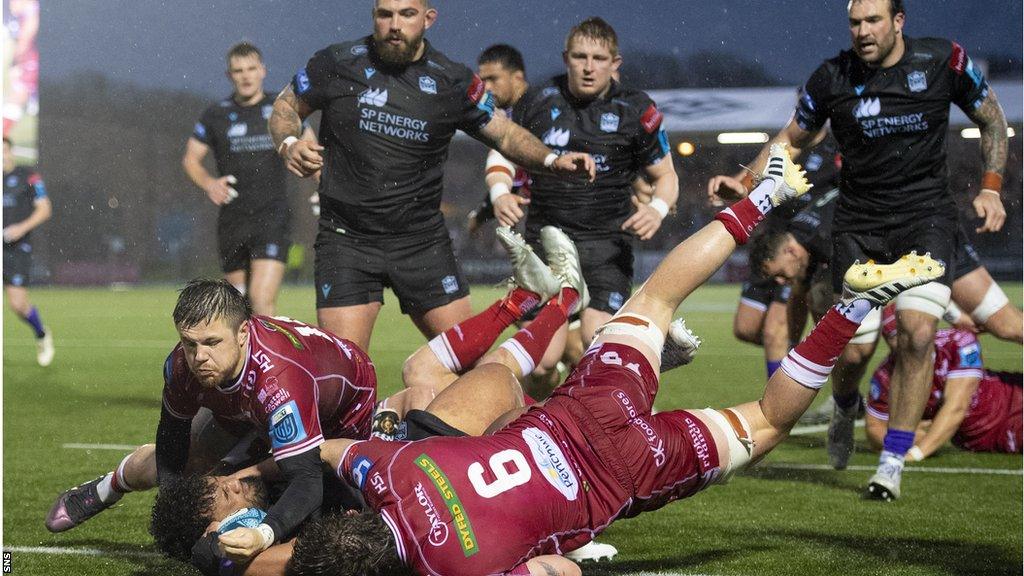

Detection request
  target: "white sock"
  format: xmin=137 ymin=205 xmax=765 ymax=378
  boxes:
xmin=96 ymin=472 xmax=124 ymax=504
xmin=746 ymin=179 xmax=776 ymax=215
xmin=835 ymin=299 xmax=875 ymax=323
xmin=879 ymin=450 xmax=906 ymax=467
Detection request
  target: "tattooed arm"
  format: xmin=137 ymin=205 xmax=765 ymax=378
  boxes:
xmin=270 ymin=84 xmax=324 ymax=178
xmin=474 ymin=114 xmax=596 ymax=181
xmin=964 ymin=89 xmax=1009 ymax=233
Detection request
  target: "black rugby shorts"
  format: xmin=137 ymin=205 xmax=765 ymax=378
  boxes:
xmin=2 ymin=241 xmax=33 ymax=287
xmin=314 ymin=223 xmax=469 ymax=314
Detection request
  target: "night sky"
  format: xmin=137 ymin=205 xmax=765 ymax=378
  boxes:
xmin=39 ymin=1 xmax=1022 ymax=97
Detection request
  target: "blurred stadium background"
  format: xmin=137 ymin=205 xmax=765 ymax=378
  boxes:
xmin=4 ymin=1 xmax=1021 ymax=289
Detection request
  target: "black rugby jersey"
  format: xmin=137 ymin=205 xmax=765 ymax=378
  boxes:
xmin=512 ymin=75 xmax=669 ymax=238
xmin=794 ymin=37 xmax=988 ymax=231
xmin=193 ymin=94 xmax=290 ymax=219
xmin=788 ymin=187 xmax=840 ymax=270
xmin=293 ymin=37 xmax=494 ymax=237
xmin=3 ymin=166 xmax=47 ymax=240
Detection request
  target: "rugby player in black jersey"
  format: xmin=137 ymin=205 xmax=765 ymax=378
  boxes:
xmin=3 ymin=136 xmax=53 ymax=366
xmin=182 ymin=43 xmax=315 ymax=316
xmin=270 ymin=0 xmax=594 ymax=353
xmin=750 ymin=191 xmax=1021 ymax=464
xmin=708 ymin=0 xmax=1011 ymax=502
xmin=491 ymin=18 xmax=679 ymax=353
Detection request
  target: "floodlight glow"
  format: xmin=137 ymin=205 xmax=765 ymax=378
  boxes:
xmin=716 ymin=132 xmax=769 ymax=144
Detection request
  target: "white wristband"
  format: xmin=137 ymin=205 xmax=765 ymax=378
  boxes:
xmin=648 ymin=198 xmax=670 ymax=219
xmin=543 ymin=152 xmax=558 ymax=168
xmin=488 ymin=182 xmax=512 ymax=203
xmin=256 ymin=523 xmax=276 ymax=550
xmin=907 ymin=446 xmax=925 ymax=462
xmin=278 ymin=136 xmax=299 ymax=156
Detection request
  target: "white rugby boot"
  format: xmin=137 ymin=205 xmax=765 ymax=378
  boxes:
xmin=495 ymin=226 xmax=560 ymax=302
xmin=759 ymin=143 xmax=813 ymax=208
xmin=660 ymin=318 xmax=702 ymax=373
xmin=864 ymin=453 xmax=903 ymax=502
xmin=566 ymin=540 xmax=618 ymax=562
xmin=843 ymin=251 xmax=945 ymax=306
xmin=539 ymin=226 xmax=589 ymax=314
xmin=36 ymin=329 xmax=55 ymax=367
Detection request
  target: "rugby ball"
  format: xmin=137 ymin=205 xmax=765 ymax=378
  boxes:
xmin=217 ymin=507 xmax=267 ymax=534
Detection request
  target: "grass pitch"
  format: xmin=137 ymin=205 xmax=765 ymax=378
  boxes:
xmin=3 ymin=284 xmax=1022 ymax=575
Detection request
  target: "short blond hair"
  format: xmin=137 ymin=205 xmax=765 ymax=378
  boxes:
xmin=565 ymin=17 xmax=619 ymax=57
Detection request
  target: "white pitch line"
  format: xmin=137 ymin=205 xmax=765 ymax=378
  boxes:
xmin=63 ymin=443 xmax=138 ymax=451
xmin=790 ymin=420 xmax=864 ymax=436
xmin=759 ymin=463 xmax=1022 ymax=476
xmin=2 ymin=546 xmax=162 ymax=559
xmin=2 ymin=547 xmax=722 ymax=575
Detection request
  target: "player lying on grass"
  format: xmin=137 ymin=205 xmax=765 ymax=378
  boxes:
xmin=150 ymin=226 xmax=701 ymax=571
xmin=45 ymin=279 xmax=380 ymax=551
xmin=43 ymin=226 xmax=579 ymax=536
xmin=189 ymin=146 xmax=943 ymax=576
xmin=865 ymin=304 xmax=1022 ymax=466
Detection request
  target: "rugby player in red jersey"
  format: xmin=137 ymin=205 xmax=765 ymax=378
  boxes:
xmin=201 ymin=146 xmax=942 ymax=576
xmin=865 ymin=305 xmax=1022 ymax=464
xmin=45 ymin=280 xmax=378 ymax=559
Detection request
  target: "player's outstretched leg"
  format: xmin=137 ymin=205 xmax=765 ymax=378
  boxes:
xmin=724 ymin=254 xmax=945 ymax=473
xmin=45 ymin=447 xmax=147 ymax=532
xmin=610 ymin=143 xmax=812 ymax=356
xmin=485 ymin=226 xmax=586 ymax=382
xmin=400 ymin=227 xmax=559 ymax=393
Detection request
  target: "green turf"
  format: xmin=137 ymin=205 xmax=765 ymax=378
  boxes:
xmin=3 ymin=284 xmax=1022 ymax=575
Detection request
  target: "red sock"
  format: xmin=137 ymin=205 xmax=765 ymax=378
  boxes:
xmin=500 ymin=288 xmax=577 ymax=375
xmin=780 ymin=308 xmax=859 ymax=389
xmin=429 ymin=288 xmax=539 ymax=373
xmin=714 ymin=196 xmax=765 ymax=245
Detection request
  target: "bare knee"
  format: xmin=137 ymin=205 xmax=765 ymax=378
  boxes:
xmin=896 ymin=320 xmax=936 ymax=357
xmin=982 ymin=306 xmax=1023 ymax=344
xmin=839 ymin=340 xmax=876 ymax=366
xmin=402 ymin=347 xmax=447 ymax=390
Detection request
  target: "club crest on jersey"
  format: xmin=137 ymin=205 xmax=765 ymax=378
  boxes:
xmin=442 ymin=275 xmax=459 ymax=294
xmin=351 ymin=44 xmax=368 ymax=56
xmin=294 ymin=68 xmax=311 ymax=95
xmin=907 ymin=70 xmax=927 ymax=93
xmin=262 ymin=105 xmax=273 ymax=119
xmin=269 ymin=400 xmax=308 ymax=448
xmin=419 ymin=75 xmax=437 ymax=94
xmin=600 ymin=112 xmax=620 ymax=133
xmin=521 ymin=427 xmax=579 ymax=501
xmin=5 ymin=175 xmax=18 ymax=188
xmin=853 ymin=97 xmax=881 ymax=119
xmin=550 ymin=107 xmax=561 ymax=121
xmin=352 ymin=456 xmax=373 ymax=489
xmin=542 ymin=127 xmax=571 ymax=147
xmin=227 ymin=123 xmax=248 ymax=137
xmin=870 ymin=378 xmax=882 ymax=401
xmin=364 ymin=67 xmax=376 ymax=79
xmin=358 ymin=88 xmax=388 ymax=107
